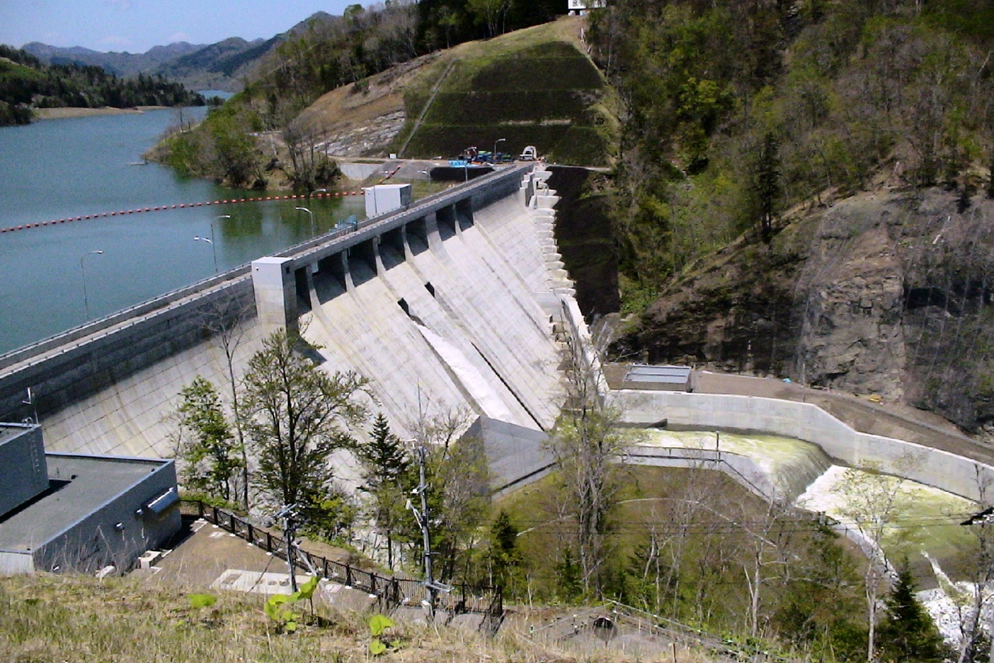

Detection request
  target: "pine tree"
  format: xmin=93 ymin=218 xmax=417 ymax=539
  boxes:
xmin=754 ymin=131 xmax=782 ymax=242
xmin=877 ymin=566 xmax=947 ymax=662
xmin=487 ymin=510 xmax=522 ymax=590
xmin=356 ymin=413 xmax=410 ymax=491
xmin=355 ymin=413 xmax=411 ymax=570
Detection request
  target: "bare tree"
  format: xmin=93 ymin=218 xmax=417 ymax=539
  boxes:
xmin=283 ymin=119 xmax=339 ymax=193
xmin=548 ymin=326 xmax=626 ymax=595
xmin=403 ymin=404 xmax=490 ymax=582
xmin=742 ymin=497 xmax=796 ymax=637
xmin=466 ymin=0 xmax=510 ymax=38
xmin=836 ymin=455 xmax=922 ymax=663
xmin=952 ymin=466 xmax=994 ymax=663
xmin=199 ymin=291 xmax=254 ymax=509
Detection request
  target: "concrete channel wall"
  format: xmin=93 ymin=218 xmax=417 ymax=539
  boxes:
xmin=610 ymin=389 xmax=994 ymax=502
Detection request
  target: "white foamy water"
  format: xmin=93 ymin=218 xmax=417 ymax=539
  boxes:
xmin=641 ymin=429 xmax=832 ymax=500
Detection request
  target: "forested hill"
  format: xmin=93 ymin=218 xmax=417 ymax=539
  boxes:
xmin=588 ymin=0 xmax=994 ymax=435
xmin=587 ymin=0 xmax=994 ymax=294
xmin=0 ymin=45 xmax=204 ymax=126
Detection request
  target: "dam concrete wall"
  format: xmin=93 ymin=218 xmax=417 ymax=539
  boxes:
xmin=610 ymin=389 xmax=994 ymax=502
xmin=0 ymin=165 xmax=572 ymax=458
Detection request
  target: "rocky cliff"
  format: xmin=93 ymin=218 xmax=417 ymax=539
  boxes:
xmin=612 ymin=188 xmax=994 ymax=437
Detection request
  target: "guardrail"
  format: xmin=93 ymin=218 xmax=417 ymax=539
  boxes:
xmin=182 ymin=499 xmax=503 ymax=631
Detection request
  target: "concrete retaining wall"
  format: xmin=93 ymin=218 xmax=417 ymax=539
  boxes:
xmin=0 ymin=278 xmax=255 ymax=426
xmin=472 ymin=416 xmax=554 ymax=494
xmin=0 ymin=551 xmax=34 ymax=575
xmin=610 ymin=390 xmax=994 ymax=502
xmin=624 ymin=445 xmax=779 ymax=501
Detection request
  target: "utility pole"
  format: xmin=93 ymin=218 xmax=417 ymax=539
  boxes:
xmin=961 ymin=507 xmax=994 ymax=663
xmin=275 ymin=504 xmax=300 ymax=593
xmin=408 ymin=445 xmax=438 ymax=620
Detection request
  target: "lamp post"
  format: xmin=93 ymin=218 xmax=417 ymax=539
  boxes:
xmin=79 ymin=250 xmax=104 ymax=321
xmin=295 ymin=206 xmax=315 ymax=238
xmin=195 ymin=214 xmax=228 ymax=273
xmin=310 ymin=188 xmax=327 ymax=199
xmin=493 ymin=137 xmax=506 ymax=163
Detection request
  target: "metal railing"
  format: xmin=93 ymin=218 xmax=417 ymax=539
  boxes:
xmin=182 ymin=499 xmax=503 ymax=630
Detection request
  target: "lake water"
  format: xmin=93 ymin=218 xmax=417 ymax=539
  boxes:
xmin=0 ymin=107 xmax=365 ymax=355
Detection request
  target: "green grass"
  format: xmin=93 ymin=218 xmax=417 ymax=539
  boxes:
xmin=397 ymin=23 xmax=615 ymax=166
xmin=0 ymin=574 xmax=719 ymax=663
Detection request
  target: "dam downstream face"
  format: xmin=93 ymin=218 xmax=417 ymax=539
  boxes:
xmin=639 ymin=429 xmax=977 ymax=581
xmin=31 ymin=169 xmax=568 ymax=459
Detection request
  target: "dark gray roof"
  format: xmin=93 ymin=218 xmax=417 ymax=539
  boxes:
xmin=0 ymin=454 xmax=168 ymax=552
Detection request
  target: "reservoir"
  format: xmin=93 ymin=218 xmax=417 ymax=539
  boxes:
xmin=0 ymin=107 xmax=364 ymax=355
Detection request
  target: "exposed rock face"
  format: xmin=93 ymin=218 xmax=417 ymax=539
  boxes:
xmin=613 ymin=188 xmax=994 ymax=434
xmin=794 ymin=201 xmax=909 ymax=401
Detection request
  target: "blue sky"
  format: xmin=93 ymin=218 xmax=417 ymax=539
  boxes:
xmin=0 ymin=0 xmax=358 ymax=53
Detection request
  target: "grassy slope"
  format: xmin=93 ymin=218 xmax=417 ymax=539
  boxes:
xmin=297 ymin=18 xmax=618 ymax=166
xmin=0 ymin=574 xmax=716 ymax=663
xmin=398 ymin=17 xmax=616 ymax=165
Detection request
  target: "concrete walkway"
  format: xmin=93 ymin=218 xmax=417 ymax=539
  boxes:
xmin=138 ymin=518 xmax=378 ymax=611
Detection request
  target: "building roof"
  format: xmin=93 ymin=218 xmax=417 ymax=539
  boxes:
xmin=0 ymin=424 xmax=27 ymax=443
xmin=624 ymin=365 xmax=692 ymax=385
xmin=0 ymin=454 xmax=169 ymax=552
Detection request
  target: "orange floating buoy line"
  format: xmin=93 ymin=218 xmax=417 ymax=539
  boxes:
xmin=0 ymin=189 xmax=366 ymax=234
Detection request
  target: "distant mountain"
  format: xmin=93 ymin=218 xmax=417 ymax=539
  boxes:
xmin=22 ymin=41 xmax=205 ymax=78
xmin=20 ymin=11 xmax=338 ymax=93
xmin=151 ymin=37 xmax=275 ymax=91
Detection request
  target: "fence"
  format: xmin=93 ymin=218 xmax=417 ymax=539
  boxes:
xmin=181 ymin=499 xmax=503 ymax=632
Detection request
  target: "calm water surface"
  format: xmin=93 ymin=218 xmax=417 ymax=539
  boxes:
xmin=0 ymin=108 xmax=364 ymax=355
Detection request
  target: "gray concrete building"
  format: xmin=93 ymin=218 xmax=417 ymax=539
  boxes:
xmin=0 ymin=424 xmax=47 ymax=518
xmin=0 ymin=423 xmax=180 ymax=575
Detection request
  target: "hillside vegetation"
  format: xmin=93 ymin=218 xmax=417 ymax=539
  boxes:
xmin=589 ymin=0 xmax=994 ymax=295
xmin=0 ymin=45 xmax=204 ymax=126
xmin=156 ymin=15 xmax=614 ymax=188
xmin=583 ymin=0 xmax=994 ymax=436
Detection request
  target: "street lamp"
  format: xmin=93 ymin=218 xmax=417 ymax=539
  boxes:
xmin=79 ymin=250 xmax=104 ymax=321
xmin=310 ymin=188 xmax=327 ymax=199
xmin=493 ymin=138 xmax=506 ymax=163
xmin=194 ymin=214 xmax=228 ymax=273
xmin=295 ymin=206 xmax=315 ymax=238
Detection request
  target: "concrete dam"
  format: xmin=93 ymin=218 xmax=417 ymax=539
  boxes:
xmin=4 ymin=160 xmax=994 ymax=511
xmin=0 ymin=165 xmax=576 ymax=478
